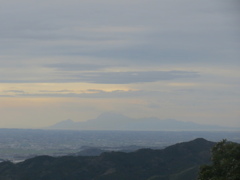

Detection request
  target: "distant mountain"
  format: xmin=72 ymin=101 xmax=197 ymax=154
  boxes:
xmin=47 ymin=112 xmax=237 ymax=131
xmin=0 ymin=138 xmax=216 ymax=180
xmin=49 ymin=119 xmax=75 ymax=129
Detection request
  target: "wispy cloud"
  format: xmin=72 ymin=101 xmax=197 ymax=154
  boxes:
xmin=44 ymin=63 xmax=109 ymax=71
xmin=1 ymin=89 xmax=149 ymax=98
xmin=3 ymin=90 xmax=25 ymax=93
xmin=76 ymin=71 xmax=200 ymax=84
xmin=0 ymin=70 xmax=200 ymax=84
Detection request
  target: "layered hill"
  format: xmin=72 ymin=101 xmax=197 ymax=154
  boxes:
xmin=0 ymin=138 xmax=215 ymax=180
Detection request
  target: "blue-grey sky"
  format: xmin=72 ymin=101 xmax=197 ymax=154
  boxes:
xmin=0 ymin=0 xmax=239 ymax=128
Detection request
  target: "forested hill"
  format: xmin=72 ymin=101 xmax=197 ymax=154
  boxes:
xmin=0 ymin=138 xmax=215 ymax=180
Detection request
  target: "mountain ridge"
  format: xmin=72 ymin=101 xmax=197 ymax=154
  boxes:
xmin=47 ymin=112 xmax=238 ymax=131
xmin=0 ymin=138 xmax=216 ymax=180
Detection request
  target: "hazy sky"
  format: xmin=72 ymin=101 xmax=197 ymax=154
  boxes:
xmin=0 ymin=0 xmax=239 ymax=128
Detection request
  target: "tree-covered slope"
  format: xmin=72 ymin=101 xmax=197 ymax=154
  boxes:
xmin=0 ymin=138 xmax=215 ymax=180
xmin=198 ymin=139 xmax=240 ymax=180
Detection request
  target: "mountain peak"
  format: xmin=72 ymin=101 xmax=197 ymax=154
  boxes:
xmin=97 ymin=112 xmax=129 ymax=120
xmin=62 ymin=119 xmax=74 ymax=123
xmin=47 ymin=113 xmax=239 ymax=131
xmin=48 ymin=119 xmax=75 ymax=129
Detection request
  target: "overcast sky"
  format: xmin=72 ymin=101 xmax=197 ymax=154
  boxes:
xmin=0 ymin=0 xmax=239 ymax=128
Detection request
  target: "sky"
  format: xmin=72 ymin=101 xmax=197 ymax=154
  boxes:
xmin=0 ymin=0 xmax=240 ymax=128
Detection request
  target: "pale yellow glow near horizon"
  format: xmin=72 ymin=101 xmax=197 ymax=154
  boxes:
xmin=1 ymin=95 xmax=239 ymax=128
xmin=0 ymin=96 xmax=148 ymax=128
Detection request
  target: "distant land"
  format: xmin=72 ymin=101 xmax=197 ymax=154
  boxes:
xmin=47 ymin=112 xmax=239 ymax=131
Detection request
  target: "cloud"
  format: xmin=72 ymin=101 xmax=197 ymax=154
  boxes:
xmin=76 ymin=71 xmax=200 ymax=84
xmin=44 ymin=63 xmax=109 ymax=71
xmin=0 ymin=95 xmax=13 ymax=97
xmin=3 ymin=90 xmax=25 ymax=93
xmin=0 ymin=70 xmax=200 ymax=84
xmin=39 ymin=90 xmax=74 ymax=93
xmin=0 ymin=90 xmax=26 ymax=97
xmin=1 ymin=0 xmax=239 ymax=66
xmin=8 ymin=89 xmax=150 ymax=98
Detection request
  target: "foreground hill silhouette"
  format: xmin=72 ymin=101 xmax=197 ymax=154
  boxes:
xmin=0 ymin=138 xmax=215 ymax=180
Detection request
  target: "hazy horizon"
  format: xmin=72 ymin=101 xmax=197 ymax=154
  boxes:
xmin=46 ymin=111 xmax=240 ymax=131
xmin=0 ymin=0 xmax=239 ymax=128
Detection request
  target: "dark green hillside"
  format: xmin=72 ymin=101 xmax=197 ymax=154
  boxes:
xmin=0 ymin=138 xmax=215 ymax=180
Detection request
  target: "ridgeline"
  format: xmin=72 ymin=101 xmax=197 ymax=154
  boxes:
xmin=0 ymin=138 xmax=215 ymax=180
